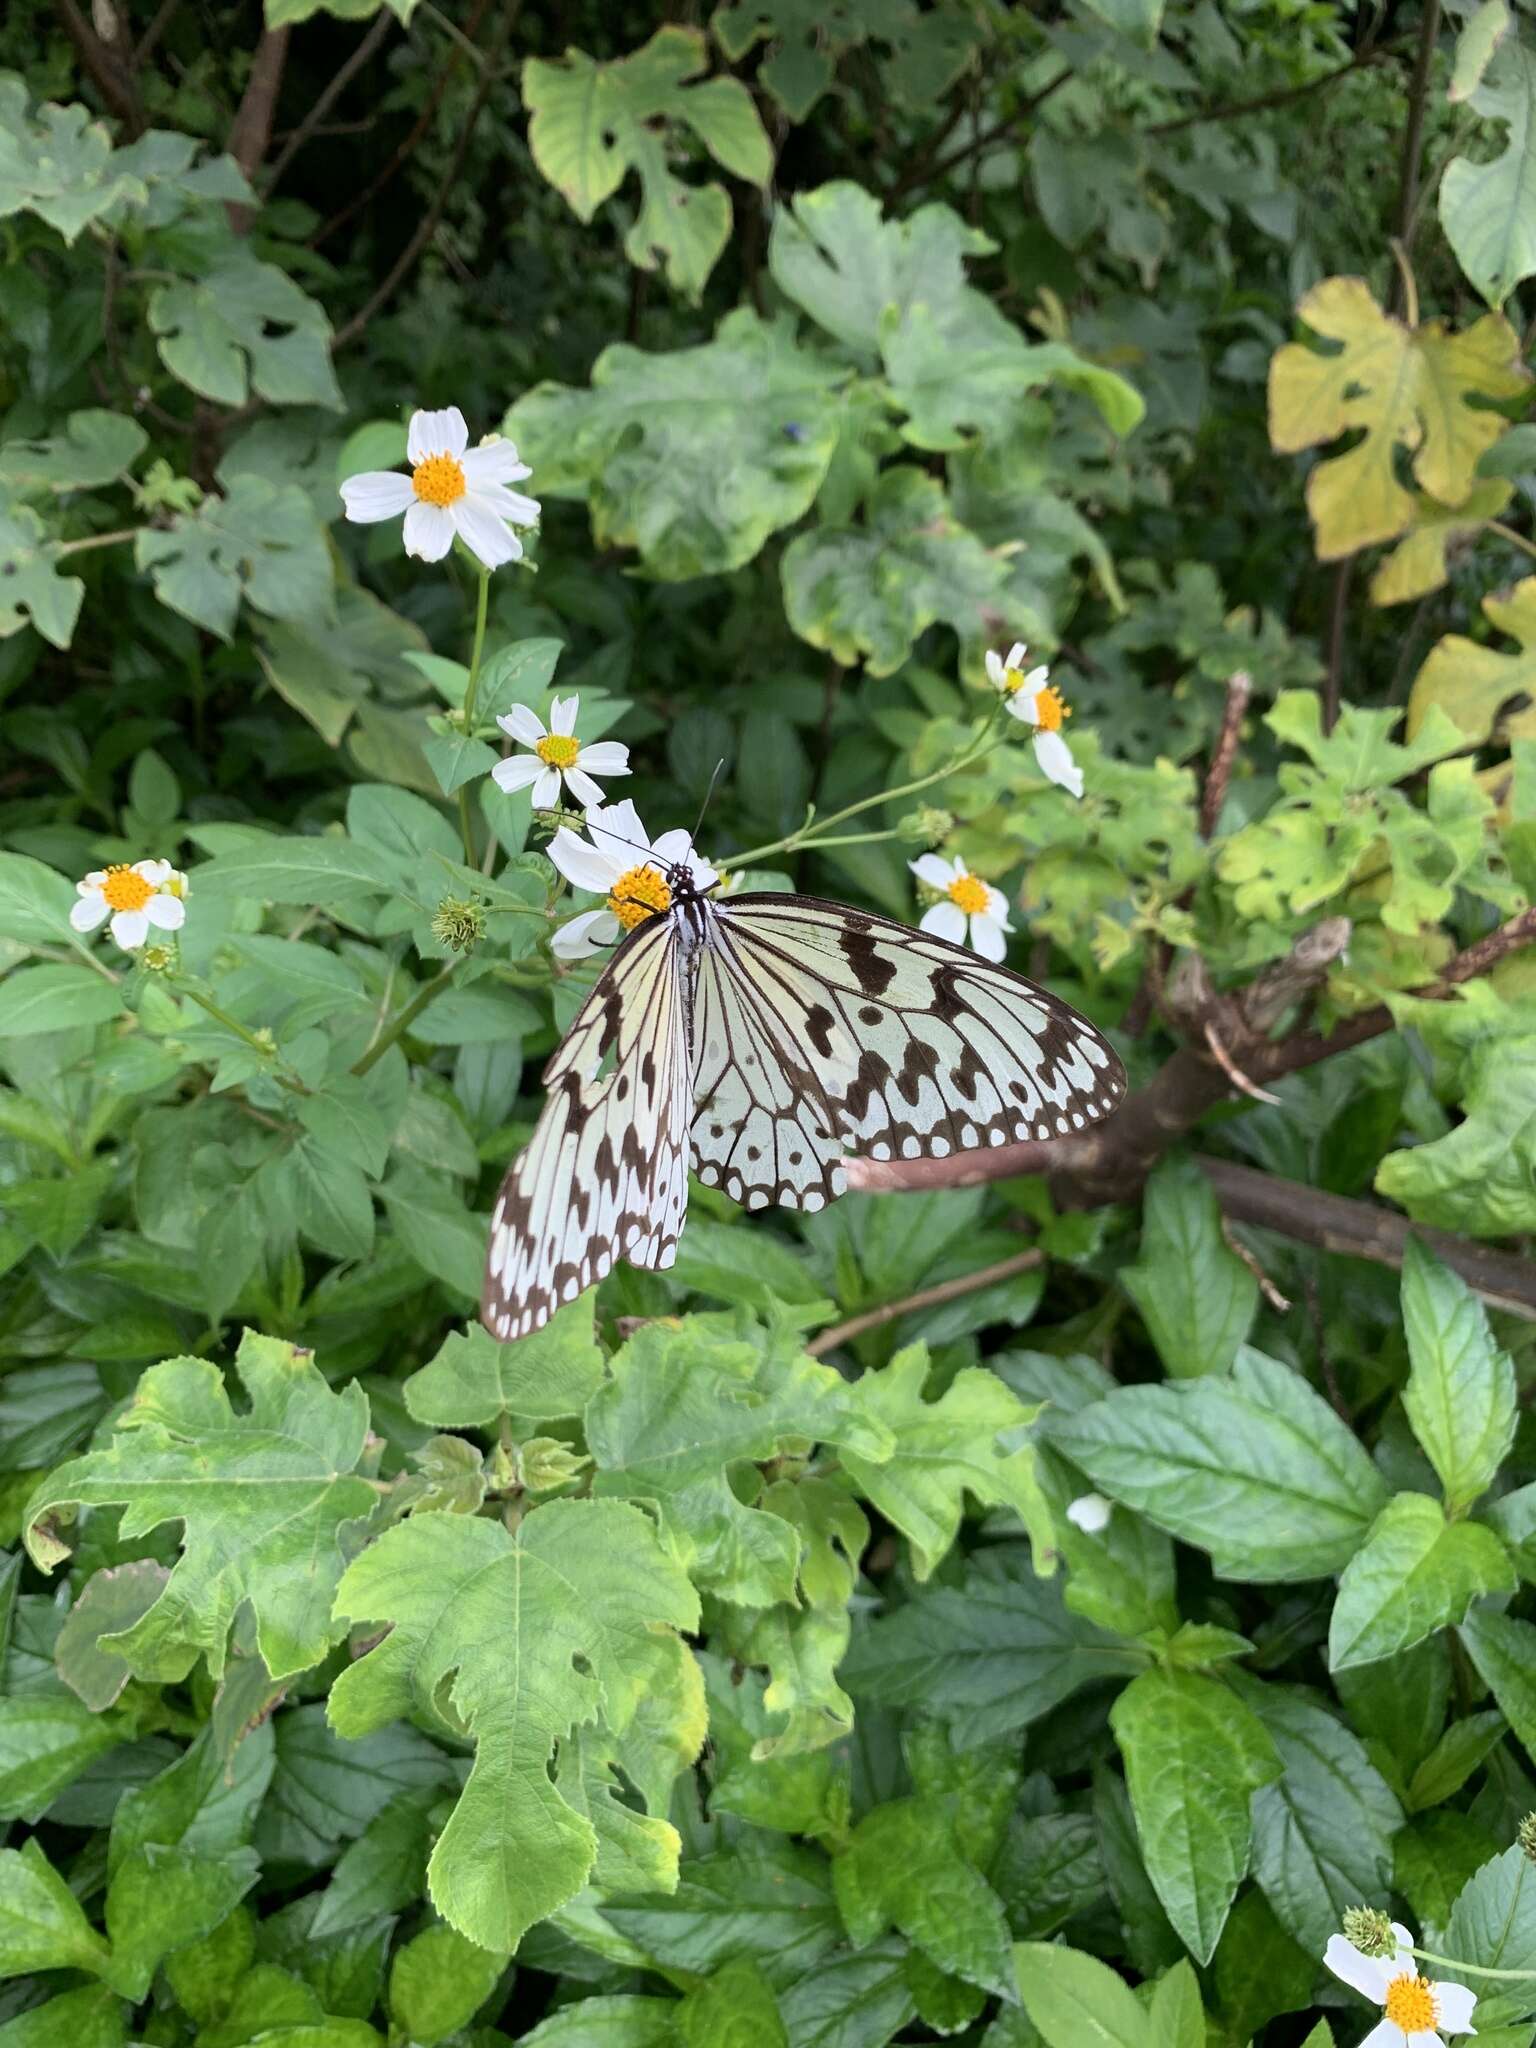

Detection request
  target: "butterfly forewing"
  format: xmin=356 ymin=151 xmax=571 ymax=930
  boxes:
xmin=482 ymin=916 xmax=690 ymax=1341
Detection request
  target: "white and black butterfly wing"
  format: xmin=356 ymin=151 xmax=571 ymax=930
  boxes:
xmin=689 ymin=894 xmax=1125 ymax=1202
xmin=482 ymin=916 xmax=690 ymax=1341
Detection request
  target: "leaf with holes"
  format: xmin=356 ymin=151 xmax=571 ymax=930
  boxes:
xmin=136 ymin=475 xmax=334 ymax=639
xmin=0 ymin=503 xmax=83 ymax=648
xmin=149 ymin=250 xmax=342 ymax=409
xmin=1441 ymin=33 xmax=1536 ymax=307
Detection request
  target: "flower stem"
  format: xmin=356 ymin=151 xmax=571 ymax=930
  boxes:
xmin=458 ymin=567 xmax=492 ymax=864
xmin=1410 ymin=1946 xmax=1536 ymax=1982
xmin=54 ymin=527 xmax=145 ymax=557
xmin=175 ymin=983 xmax=311 ymax=1095
xmin=351 ymin=965 xmax=456 ymax=1077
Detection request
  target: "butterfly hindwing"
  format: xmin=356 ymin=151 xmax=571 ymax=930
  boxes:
xmin=483 ymin=917 xmax=690 ymax=1341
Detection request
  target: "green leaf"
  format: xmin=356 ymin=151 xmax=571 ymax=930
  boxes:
xmin=1406 ymin=1709 xmax=1508 ymax=1811
xmin=103 ymin=1844 xmax=260 ymax=2002
xmin=0 ymin=504 xmax=84 ymax=649
xmin=23 ymin=1332 xmax=375 ymax=1680
xmin=289 ymin=1138 xmax=375 ymax=1263
xmin=0 ymin=1692 xmax=122 ymax=1819
xmin=1458 ymin=1604 xmax=1536 ymax=1769
xmin=404 ymin=1304 xmax=604 ymax=1426
xmin=678 ymin=1959 xmax=787 ymax=2048
xmin=1120 ymin=1157 xmax=1257 ymax=1378
xmin=516 ymin=1998 xmax=678 ymax=2047
xmin=1328 ymin=1491 xmax=1516 ymax=1670
xmin=1145 ymin=1960 xmax=1205 ymax=2048
xmin=1440 ymin=32 xmax=1536 ymax=306
xmin=0 ymin=411 xmax=147 ymax=490
xmin=0 ymin=1986 xmax=126 ymax=2048
xmin=1076 ymin=0 xmax=1165 ymax=36
xmin=1057 ymin=1348 xmax=1388 ymax=1582
xmin=296 ymin=1081 xmax=393 ymax=1179
xmin=523 ymin=26 xmax=770 ymax=299
xmin=781 ymin=467 xmax=1006 ymax=678
xmin=329 ymin=1498 xmax=700 ymax=1952
xmin=599 ymin=1840 xmax=842 ymax=1990
xmin=0 ymin=1838 xmax=111 ymax=1978
xmin=193 ymin=834 xmax=404 ymax=909
xmin=1445 ymin=1846 xmax=1536 ymax=2026
xmin=1400 ymin=1237 xmax=1516 ymax=1512
xmin=149 ymin=251 xmax=341 ymax=408
xmin=135 ymin=477 xmax=334 ymax=640
xmin=834 ymin=1797 xmax=1015 ymax=2001
xmin=507 ymin=309 xmax=842 ymax=580
xmin=310 ymin=1787 xmax=443 ymax=1938
xmin=56 ymin=1561 xmax=171 ymax=1709
xmin=1010 ymin=1941 xmax=1149 ymax=2048
xmin=842 ymin=1543 xmax=1141 ymax=1743
xmin=0 ymin=962 xmax=122 ymax=1037
xmin=775 ymin=1938 xmax=914 ymax=2048
xmin=587 ymin=1315 xmax=891 ymax=1605
xmin=1110 ymin=1668 xmax=1281 ymax=1964
xmin=386 ymin=1924 xmax=507 ymax=2045
xmin=0 ymin=852 xmax=77 ymax=947
xmin=1242 ymin=1681 xmax=1402 ymax=1955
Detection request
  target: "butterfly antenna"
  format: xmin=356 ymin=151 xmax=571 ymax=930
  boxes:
xmin=692 ymin=758 xmax=728 ymax=845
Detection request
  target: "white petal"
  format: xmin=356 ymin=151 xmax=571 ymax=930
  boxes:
xmin=1432 ymin=1981 xmax=1477 ymax=2032
xmin=688 ymin=853 xmax=719 ymax=891
xmin=144 ymin=894 xmax=184 ymax=930
xmin=1004 ymin=691 xmax=1035 ymax=725
xmin=970 ymin=912 xmax=1008 ymax=962
xmin=1389 ymin=1926 xmax=1417 ymax=1965
xmin=1356 ymin=2026 xmax=1403 ymax=2048
xmin=460 ymin=442 xmax=533 ymax=488
xmin=575 ymin=741 xmax=629 ymax=776
xmin=984 ymin=649 xmax=1006 ymax=687
xmin=499 ymin=704 xmax=548 ymax=746
xmin=133 ymin=858 xmax=170 ymax=883
xmin=549 ymin=694 xmax=578 ymax=737
xmin=587 ymin=801 xmax=650 ymax=862
xmin=339 ymin=471 xmax=414 ymax=523
xmin=549 ymin=827 xmax=619 ymax=894
xmin=551 ymin=908 xmax=619 ymax=959
xmin=1324 ymin=1937 xmax=1392 ymax=2006
xmin=110 ymin=908 xmax=149 ymax=949
xmin=920 ymin=901 xmax=967 ymax=945
xmin=70 ymin=894 xmax=108 ymax=932
xmin=402 ymin=501 xmax=456 ymax=562
xmin=407 ymin=406 xmax=467 ymax=463
xmin=1404 ymin=2034 xmax=1438 ymax=2048
xmin=1006 ymin=641 xmax=1028 ymax=668
xmin=531 ymin=766 xmax=561 ymax=809
xmin=1022 ymin=664 xmax=1051 ymax=691
xmin=562 ymin=765 xmax=606 ymax=809
xmin=80 ymin=871 xmax=106 ymax=889
xmin=910 ymin=853 xmax=957 ymax=889
xmin=982 ymin=883 xmax=1013 ymax=927
xmin=466 ymin=480 xmax=540 ymax=525
xmin=491 ymin=754 xmax=544 ymax=794
xmin=651 ymin=829 xmax=697 ymax=868
xmin=1066 ymin=1493 xmax=1113 ymax=1533
xmin=1034 ymin=729 xmax=1084 ymax=799
xmin=451 ymin=497 xmax=522 ymax=570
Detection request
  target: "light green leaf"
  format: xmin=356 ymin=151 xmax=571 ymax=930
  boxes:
xmin=842 ymin=1543 xmax=1141 ymax=1743
xmin=1329 ymin=1491 xmax=1516 ymax=1670
xmin=0 ymin=411 xmax=147 ymax=490
xmin=1458 ymin=1604 xmax=1536 ymax=1770
xmin=386 ymin=1924 xmax=508 ymax=2045
xmin=1010 ymin=1941 xmax=1150 ymax=2048
xmin=1058 ymin=1348 xmax=1388 ymax=1582
xmin=23 ymin=1332 xmax=375 ymax=1680
xmin=136 ymin=477 xmax=334 ymax=640
xmin=0 ymin=504 xmax=84 ymax=649
xmin=103 ymin=1844 xmax=260 ymax=2002
xmin=781 ymin=467 xmax=1006 ymax=678
xmin=1076 ymin=0 xmax=1165 ymax=36
xmin=1110 ymin=1668 xmax=1281 ymax=1964
xmin=329 ymin=1499 xmax=700 ymax=1952
xmin=588 ymin=1315 xmax=891 ymax=1605
xmin=0 ymin=80 xmax=149 ymax=240
xmin=1445 ymin=1846 xmax=1536 ymax=2026
xmin=193 ymin=834 xmax=404 ymax=909
xmin=0 ymin=1838 xmax=111 ymax=1978
xmin=0 ymin=1985 xmax=127 ymax=2048
xmin=1406 ymin=1709 xmax=1508 ymax=1811
xmin=0 ymin=964 xmax=123 ymax=1037
xmin=1146 ymin=1960 xmax=1205 ymax=2048
xmin=516 ymin=1996 xmax=677 ymax=2046
xmin=1451 ymin=0 xmax=1513 ymax=102
xmin=507 ymin=309 xmax=842 ymax=580
xmin=1120 ymin=1156 xmax=1257 ymax=1378
xmin=56 ymin=1561 xmax=171 ymax=1710
xmin=678 ymin=1959 xmax=787 ymax=2048
xmin=775 ymin=1937 xmax=914 ymax=2048
xmin=523 ymin=26 xmax=770 ymax=299
xmin=1441 ymin=33 xmax=1536 ymax=306
xmin=840 ymin=1345 xmax=1053 ymax=1581
xmin=404 ymin=1304 xmax=604 ymax=1426
xmin=0 ymin=852 xmax=78 ymax=948
xmin=149 ymin=251 xmax=341 ymax=408
xmin=834 ymin=1796 xmax=1015 ymax=2000
xmin=1401 ymin=1237 xmax=1516 ymax=1512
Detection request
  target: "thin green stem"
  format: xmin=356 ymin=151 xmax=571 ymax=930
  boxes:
xmin=54 ymin=527 xmax=145 ymax=557
xmin=351 ymin=965 xmax=455 ymax=1076
xmin=1410 ymin=1946 xmax=1536 ymax=1982
xmin=175 ymin=984 xmax=311 ymax=1095
xmin=457 ymin=568 xmax=492 ymax=864
xmin=1489 ymin=520 xmax=1536 ymax=563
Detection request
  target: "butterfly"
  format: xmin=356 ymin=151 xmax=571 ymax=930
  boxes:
xmin=482 ymin=804 xmax=1126 ymax=1341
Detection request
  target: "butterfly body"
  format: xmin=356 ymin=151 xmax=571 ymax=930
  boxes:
xmin=483 ymin=879 xmax=1126 ymax=1342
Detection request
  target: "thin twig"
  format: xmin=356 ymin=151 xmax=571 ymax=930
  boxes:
xmin=1199 ymin=669 xmax=1251 ymax=840
xmin=806 ymin=1248 xmax=1045 ymax=1356
xmin=1203 ymin=1019 xmax=1281 ymax=1105
xmin=1394 ymin=0 xmax=1443 ymax=255
xmin=134 ymin=0 xmax=180 ymax=63
xmin=1145 ymin=47 xmax=1387 ymax=136
xmin=266 ymin=11 xmax=394 ymax=192
xmin=889 ymin=65 xmax=1071 ymax=198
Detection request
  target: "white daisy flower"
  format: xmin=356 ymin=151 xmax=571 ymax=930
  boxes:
xmin=339 ymin=407 xmax=539 ymax=571
xmin=491 ymin=695 xmax=630 ymax=809
xmin=548 ymin=800 xmax=717 ymax=960
xmin=909 ymin=853 xmax=1013 ymax=964
xmin=1066 ymin=1493 xmax=1113 ymax=1534
xmin=986 ymin=641 xmax=1083 ymax=800
xmin=70 ymin=858 xmax=188 ymax=952
xmin=1324 ymin=1919 xmax=1476 ymax=2046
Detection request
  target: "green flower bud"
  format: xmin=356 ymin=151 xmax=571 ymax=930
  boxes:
xmin=140 ymin=942 xmax=176 ymax=974
xmin=1518 ymin=1812 xmax=1536 ymax=1863
xmin=517 ymin=1436 xmax=592 ymax=1494
xmin=431 ymin=896 xmax=486 ymax=953
xmin=1340 ymin=1906 xmax=1396 ymax=1958
xmin=897 ymin=806 xmax=956 ymax=847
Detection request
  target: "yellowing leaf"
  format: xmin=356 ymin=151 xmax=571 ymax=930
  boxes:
xmin=1409 ymin=573 xmax=1536 ymax=746
xmin=1268 ymin=276 xmax=1528 ymax=559
xmin=1369 ymin=479 xmax=1513 ymax=605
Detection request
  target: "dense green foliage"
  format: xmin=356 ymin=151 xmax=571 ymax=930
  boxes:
xmin=4 ymin=2 xmax=1536 ymax=2044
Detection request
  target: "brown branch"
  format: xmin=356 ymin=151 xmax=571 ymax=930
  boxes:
xmin=1198 ymin=1157 xmax=1536 ymax=1321
xmin=226 ymin=26 xmax=291 ymax=232
xmin=806 ymin=1247 xmax=1045 ymax=1357
xmin=1394 ymin=0 xmax=1442 ymax=253
xmin=266 ymin=12 xmax=394 ymax=193
xmin=1200 ymin=669 xmax=1251 ymax=839
xmin=134 ymin=0 xmax=180 ymax=64
xmin=1144 ymin=46 xmax=1388 ymax=136
xmin=888 ymin=65 xmax=1071 ymax=199
xmin=55 ymin=0 xmax=144 ymax=131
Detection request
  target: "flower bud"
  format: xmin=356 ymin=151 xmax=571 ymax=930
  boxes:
xmin=431 ymin=896 xmax=486 ymax=954
xmin=1518 ymin=1813 xmax=1536 ymax=1863
xmin=1341 ymin=1907 xmax=1396 ymax=1958
xmin=897 ymin=806 xmax=955 ymax=847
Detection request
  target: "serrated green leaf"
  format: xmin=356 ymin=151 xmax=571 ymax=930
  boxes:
xmin=1445 ymin=1846 xmax=1536 ymax=2026
xmin=0 ymin=1692 xmax=123 ymax=1821
xmin=834 ymin=1797 xmax=1015 ymax=2000
xmin=23 ymin=1332 xmax=375 ymax=1680
xmin=678 ymin=1958 xmax=787 ymax=2048
xmin=103 ymin=1843 xmax=260 ymax=2002
xmin=1406 ymin=1709 xmax=1508 ymax=1811
xmin=1120 ymin=1156 xmax=1257 ymax=1378
xmin=55 ymin=1561 xmax=170 ymax=1709
xmin=1401 ymin=1238 xmax=1517 ymax=1511
xmin=386 ymin=1924 xmax=507 ymax=2044
xmin=0 ymin=1838 xmax=111 ymax=1978
xmin=1458 ymin=1604 xmax=1536 ymax=1770
xmin=598 ymin=1840 xmax=842 ymax=1991
xmin=404 ymin=1304 xmax=604 ymax=1426
xmin=1329 ymin=1492 xmax=1516 ymax=1670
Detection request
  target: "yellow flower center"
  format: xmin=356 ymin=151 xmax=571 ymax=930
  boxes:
xmin=101 ymin=865 xmax=153 ymax=913
xmin=946 ymin=874 xmax=991 ymax=917
xmin=1004 ymin=666 xmax=1071 ymax=731
xmin=1383 ymin=1976 xmax=1437 ymax=2031
xmin=535 ymin=734 xmax=581 ymax=769
xmin=411 ymin=453 xmax=467 ymax=507
xmin=606 ymin=863 xmax=672 ymax=932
